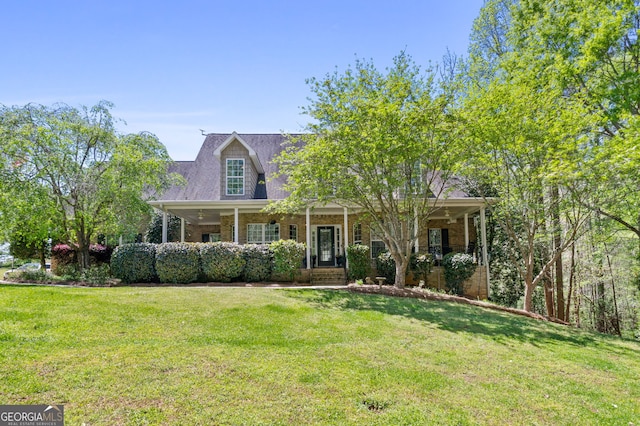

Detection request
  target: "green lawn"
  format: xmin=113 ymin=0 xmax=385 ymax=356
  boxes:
xmin=1 ymin=286 xmax=638 ymax=425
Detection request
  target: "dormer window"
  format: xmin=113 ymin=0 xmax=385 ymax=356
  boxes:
xmin=226 ymin=158 xmax=245 ymax=195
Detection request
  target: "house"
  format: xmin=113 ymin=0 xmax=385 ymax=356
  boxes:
xmin=149 ymin=132 xmax=491 ymax=297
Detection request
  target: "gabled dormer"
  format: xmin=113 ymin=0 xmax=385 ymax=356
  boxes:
xmin=214 ymin=132 xmax=265 ymax=200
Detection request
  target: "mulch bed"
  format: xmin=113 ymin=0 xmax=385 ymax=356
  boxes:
xmin=346 ymin=284 xmax=569 ymax=325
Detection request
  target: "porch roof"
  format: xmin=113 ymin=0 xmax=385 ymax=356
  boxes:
xmin=148 ymin=198 xmax=495 ymax=226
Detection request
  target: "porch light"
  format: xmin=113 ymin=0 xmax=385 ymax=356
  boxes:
xmin=198 ymin=210 xmax=205 ymax=220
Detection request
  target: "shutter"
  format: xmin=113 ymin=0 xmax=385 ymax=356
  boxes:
xmin=442 ymin=229 xmax=450 ymax=254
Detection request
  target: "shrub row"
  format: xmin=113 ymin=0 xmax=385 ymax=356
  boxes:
xmin=111 ymin=241 xmax=305 ymax=284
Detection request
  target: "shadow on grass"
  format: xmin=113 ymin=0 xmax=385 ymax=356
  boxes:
xmin=284 ymin=289 xmax=638 ymax=355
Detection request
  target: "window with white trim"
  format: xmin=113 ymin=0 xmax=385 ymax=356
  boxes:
xmin=370 ymin=228 xmax=387 ymax=259
xmin=289 ymin=224 xmax=298 ymax=241
xmin=353 ymin=223 xmax=362 ymax=245
xmin=226 ymin=158 xmax=245 ymax=195
xmin=247 ymin=223 xmax=280 ymax=244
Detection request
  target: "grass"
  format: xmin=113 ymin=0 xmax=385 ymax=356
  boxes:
xmin=0 ymin=285 xmax=639 ymax=425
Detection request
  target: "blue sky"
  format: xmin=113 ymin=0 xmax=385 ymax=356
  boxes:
xmin=1 ymin=1 xmax=484 ymax=160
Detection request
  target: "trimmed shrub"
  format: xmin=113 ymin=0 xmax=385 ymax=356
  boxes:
xmin=346 ymin=244 xmax=370 ymax=280
xmin=442 ymin=252 xmax=476 ymax=295
xmin=200 ymin=242 xmax=245 ymax=282
xmin=270 ymin=240 xmax=305 ymax=281
xmin=156 ymin=242 xmax=201 ymax=284
xmin=242 ymin=244 xmax=272 ymax=282
xmin=375 ymin=252 xmax=396 ymax=284
xmin=111 ymin=243 xmax=157 ymax=284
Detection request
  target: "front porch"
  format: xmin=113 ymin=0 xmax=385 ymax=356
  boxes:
xmin=148 ymin=199 xmax=492 ymax=297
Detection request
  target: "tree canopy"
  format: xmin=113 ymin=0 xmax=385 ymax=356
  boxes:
xmin=0 ymin=101 xmax=175 ymax=269
xmin=271 ymin=53 xmax=463 ymax=288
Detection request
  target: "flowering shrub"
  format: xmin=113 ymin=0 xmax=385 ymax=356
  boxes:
xmin=89 ymin=244 xmax=113 ymax=264
xmin=156 ymin=242 xmax=200 ymax=284
xmin=442 ymin=252 xmax=476 ymax=295
xmin=270 ymin=240 xmax=305 ymax=281
xmin=346 ymin=244 xmax=370 ymax=280
xmin=410 ymin=252 xmax=433 ymax=283
xmin=375 ymin=252 xmax=396 ymax=284
xmin=52 ymin=244 xmax=76 ymax=273
xmin=111 ymin=243 xmax=157 ymax=283
xmin=200 ymin=242 xmax=245 ymax=282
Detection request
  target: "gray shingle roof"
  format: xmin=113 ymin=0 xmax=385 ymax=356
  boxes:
xmin=158 ymin=133 xmax=475 ymax=202
xmin=158 ymin=133 xmax=297 ymax=201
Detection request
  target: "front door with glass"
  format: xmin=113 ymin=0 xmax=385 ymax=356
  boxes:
xmin=317 ymin=226 xmax=335 ymax=267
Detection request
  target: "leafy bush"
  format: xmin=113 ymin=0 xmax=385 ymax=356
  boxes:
xmin=346 ymin=244 xmax=370 ymax=280
xmin=56 ymin=264 xmax=82 ymax=281
xmin=270 ymin=240 xmax=305 ymax=281
xmin=410 ymin=252 xmax=433 ymax=283
xmin=200 ymin=242 xmax=245 ymax=282
xmin=81 ymin=264 xmax=112 ymax=286
xmin=242 ymin=244 xmax=272 ymax=282
xmin=156 ymin=242 xmax=201 ymax=284
xmin=375 ymin=251 xmax=434 ymax=286
xmin=442 ymin=252 xmax=476 ymax=295
xmin=20 ymin=269 xmax=50 ymax=282
xmin=375 ymin=252 xmax=396 ymax=284
xmin=111 ymin=243 xmax=157 ymax=284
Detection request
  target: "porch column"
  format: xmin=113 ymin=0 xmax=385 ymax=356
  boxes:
xmin=464 ymin=213 xmax=469 ymax=250
xmin=480 ymin=207 xmax=490 ymax=296
xmin=306 ymin=208 xmax=311 ymax=269
xmin=180 ymin=218 xmax=185 ymax=242
xmin=234 ymin=208 xmax=239 ymax=243
xmin=161 ymin=210 xmax=168 ymax=243
xmin=343 ymin=207 xmax=349 ymax=268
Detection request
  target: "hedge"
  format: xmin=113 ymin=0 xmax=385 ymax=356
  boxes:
xmin=242 ymin=244 xmax=272 ymax=282
xmin=346 ymin=244 xmax=370 ymax=280
xmin=111 ymin=243 xmax=157 ymax=283
xmin=200 ymin=242 xmax=245 ymax=282
xmin=156 ymin=242 xmax=200 ymax=284
xmin=270 ymin=240 xmax=305 ymax=281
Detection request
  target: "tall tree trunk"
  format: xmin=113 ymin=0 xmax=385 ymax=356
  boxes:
xmin=544 ymin=276 xmax=555 ymax=318
xmin=551 ymin=186 xmax=565 ymax=321
xmin=565 ymin=242 xmax=576 ymax=324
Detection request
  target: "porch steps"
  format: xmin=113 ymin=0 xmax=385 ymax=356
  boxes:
xmin=310 ymin=268 xmax=347 ymax=286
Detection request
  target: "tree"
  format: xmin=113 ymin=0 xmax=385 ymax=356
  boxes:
xmin=459 ymin=0 xmax=600 ymax=313
xmin=511 ymin=0 xmax=640 ymax=281
xmin=145 ymin=212 xmax=183 ymax=244
xmin=0 ymin=101 xmax=175 ymax=270
xmin=271 ymin=53 xmax=462 ymax=288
